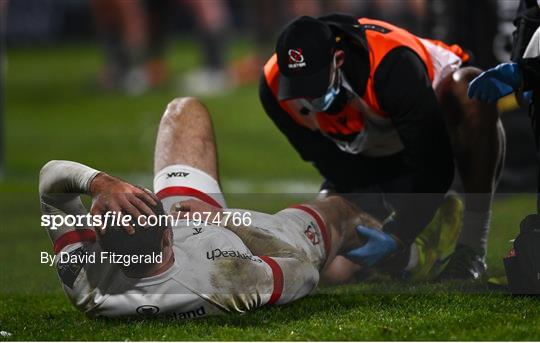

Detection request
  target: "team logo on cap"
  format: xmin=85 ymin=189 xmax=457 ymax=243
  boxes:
xmin=288 ymin=48 xmax=306 ymax=69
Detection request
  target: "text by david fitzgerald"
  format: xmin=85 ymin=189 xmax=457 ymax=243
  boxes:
xmin=41 ymin=251 xmax=162 ymax=267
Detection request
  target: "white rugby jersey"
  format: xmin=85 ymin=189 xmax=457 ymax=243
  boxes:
xmin=40 ymin=161 xmax=324 ymax=319
xmin=58 ymin=220 xmax=277 ymax=318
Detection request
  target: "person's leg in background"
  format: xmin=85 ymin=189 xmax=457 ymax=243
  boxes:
xmin=230 ymin=0 xmax=323 ymax=87
xmin=179 ymin=0 xmax=231 ymax=96
xmin=142 ymin=0 xmax=171 ymax=88
xmin=90 ymin=0 xmax=149 ymax=94
xmin=437 ymin=67 xmax=506 ymax=279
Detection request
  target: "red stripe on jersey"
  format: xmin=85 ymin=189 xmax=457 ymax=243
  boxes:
xmin=53 ymin=229 xmax=96 ymax=254
xmin=260 ymin=256 xmax=284 ymax=305
xmin=289 ymin=204 xmax=330 ymax=256
xmin=156 ymin=186 xmax=222 ymax=208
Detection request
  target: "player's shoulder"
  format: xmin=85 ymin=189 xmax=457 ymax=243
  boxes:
xmin=171 ymin=222 xmax=252 ymax=268
xmin=171 ymin=210 xmax=262 ymax=246
xmin=172 ymin=222 xmax=245 ymax=246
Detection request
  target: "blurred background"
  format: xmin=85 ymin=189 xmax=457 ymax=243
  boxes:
xmin=0 ymin=0 xmax=537 ymax=293
xmin=1 ymin=3 xmax=540 ymax=339
xmin=0 ymin=0 xmax=536 ymax=190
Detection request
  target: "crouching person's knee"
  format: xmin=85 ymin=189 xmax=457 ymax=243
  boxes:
xmin=438 ymin=67 xmax=499 ymax=129
xmin=438 ymin=67 xmax=482 ymax=101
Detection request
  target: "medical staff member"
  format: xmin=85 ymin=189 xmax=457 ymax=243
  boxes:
xmin=259 ymin=14 xmax=506 ymax=280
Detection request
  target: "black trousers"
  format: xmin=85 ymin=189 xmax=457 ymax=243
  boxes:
xmin=318 ymin=149 xmax=455 ymax=246
xmin=530 ymin=92 xmax=540 ymax=212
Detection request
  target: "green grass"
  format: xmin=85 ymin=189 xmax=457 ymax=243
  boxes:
xmin=1 ymin=41 xmax=539 ymax=341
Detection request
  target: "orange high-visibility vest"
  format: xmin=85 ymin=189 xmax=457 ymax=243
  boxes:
xmin=263 ymin=18 xmax=469 ymax=146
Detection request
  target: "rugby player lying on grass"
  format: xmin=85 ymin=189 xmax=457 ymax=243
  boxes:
xmin=39 ymin=97 xmax=461 ymax=318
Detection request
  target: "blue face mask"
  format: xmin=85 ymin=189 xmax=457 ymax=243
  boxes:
xmin=309 ymin=85 xmax=340 ymax=112
xmin=300 ymin=57 xmax=343 ymax=112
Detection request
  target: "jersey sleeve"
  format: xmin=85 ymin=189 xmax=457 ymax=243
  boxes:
xmin=39 ymin=160 xmax=100 ymax=247
xmin=191 ymin=224 xmax=319 ymax=314
xmin=199 ymin=252 xmax=319 ymax=313
xmin=39 ymin=161 xmax=110 ymax=315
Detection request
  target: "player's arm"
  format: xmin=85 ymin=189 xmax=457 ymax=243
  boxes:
xmin=39 ymin=160 xmax=158 ymax=235
xmin=39 ymin=160 xmax=100 ymax=216
xmin=173 ymin=200 xmax=319 ymax=313
xmin=197 ymin=233 xmax=319 ymax=313
xmin=204 ymin=245 xmax=319 ymax=313
xmin=222 ymin=195 xmax=386 ymax=298
xmin=39 ymin=160 xmax=102 ymax=246
xmin=204 ymin=196 xmax=380 ymax=312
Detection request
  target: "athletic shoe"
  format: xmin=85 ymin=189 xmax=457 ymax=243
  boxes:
xmin=406 ymin=193 xmax=463 ymax=281
xmin=437 ymin=244 xmax=487 ymax=281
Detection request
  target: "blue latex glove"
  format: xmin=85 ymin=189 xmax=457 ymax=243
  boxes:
xmin=467 ymin=63 xmax=523 ymax=103
xmin=346 ymin=225 xmax=398 ymax=267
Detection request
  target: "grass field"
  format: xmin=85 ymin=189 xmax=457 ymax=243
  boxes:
xmin=1 ymin=41 xmax=539 ymax=341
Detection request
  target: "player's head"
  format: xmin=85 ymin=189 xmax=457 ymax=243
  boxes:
xmin=275 ymin=16 xmax=348 ymax=114
xmin=98 ymin=197 xmax=172 ymax=275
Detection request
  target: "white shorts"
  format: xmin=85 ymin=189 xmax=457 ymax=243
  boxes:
xmin=153 ymin=164 xmax=227 ymax=214
xmin=246 ymin=205 xmax=330 ymax=269
xmin=153 ymin=164 xmax=328 ymax=269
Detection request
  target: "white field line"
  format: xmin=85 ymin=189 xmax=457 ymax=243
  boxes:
xmin=223 ymin=179 xmax=320 ymax=193
xmin=123 ymin=173 xmax=320 ymax=193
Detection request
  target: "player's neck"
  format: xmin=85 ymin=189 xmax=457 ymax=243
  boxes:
xmin=148 ymin=248 xmax=175 ymax=277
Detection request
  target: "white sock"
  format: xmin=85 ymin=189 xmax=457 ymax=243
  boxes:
xmin=458 ymin=210 xmax=491 ymax=258
xmin=405 ymin=243 xmax=419 ymax=271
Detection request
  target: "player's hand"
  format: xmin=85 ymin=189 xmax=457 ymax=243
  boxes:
xmin=345 ymin=225 xmax=398 ymax=267
xmin=89 ymin=173 xmax=158 ymax=235
xmin=467 ymin=63 xmax=522 ymax=103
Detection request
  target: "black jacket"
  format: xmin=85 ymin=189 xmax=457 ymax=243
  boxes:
xmin=259 ymin=14 xmax=453 ymax=191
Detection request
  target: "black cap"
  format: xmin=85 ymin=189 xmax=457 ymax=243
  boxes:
xmin=276 ymin=16 xmax=336 ymax=100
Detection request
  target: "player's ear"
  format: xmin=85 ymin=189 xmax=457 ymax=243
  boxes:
xmin=335 ymin=50 xmax=345 ymax=68
xmin=162 ymin=228 xmax=173 ymax=248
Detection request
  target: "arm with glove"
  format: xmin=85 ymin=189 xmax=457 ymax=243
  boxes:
xmin=467 ymin=58 xmax=540 ymax=104
xmin=468 ymin=23 xmax=540 ymax=103
xmin=467 ymin=63 xmax=525 ymax=103
xmin=345 ymin=225 xmax=400 ymax=267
